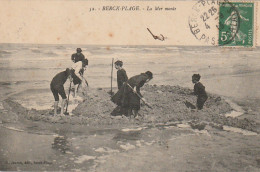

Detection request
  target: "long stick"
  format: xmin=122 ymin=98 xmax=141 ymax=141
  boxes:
xmin=111 ymin=58 xmax=114 ymax=94
xmin=65 ymin=81 xmax=72 ymax=114
xmin=80 ymin=76 xmax=89 ymax=96
xmin=82 ymin=76 xmax=89 ymax=87
xmin=147 ymin=28 xmax=155 ymax=37
xmin=126 ymin=83 xmax=152 ymax=109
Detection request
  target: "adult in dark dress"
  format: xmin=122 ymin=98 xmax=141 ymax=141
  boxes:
xmin=192 ymin=74 xmax=208 ymax=110
xmin=114 ymin=60 xmax=128 ymax=90
xmin=111 ymin=71 xmax=153 ymax=117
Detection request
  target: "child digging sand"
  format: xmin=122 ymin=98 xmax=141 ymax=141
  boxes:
xmin=192 ymin=74 xmax=208 ymax=110
xmin=50 ymin=68 xmax=72 ymax=115
xmin=71 ymin=58 xmax=88 ymax=98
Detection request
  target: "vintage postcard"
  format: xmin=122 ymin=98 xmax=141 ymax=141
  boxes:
xmin=0 ymin=0 xmax=259 ymax=171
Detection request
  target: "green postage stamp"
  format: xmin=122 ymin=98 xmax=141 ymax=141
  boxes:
xmin=189 ymin=0 xmax=256 ymax=47
xmin=219 ymin=2 xmax=254 ymax=47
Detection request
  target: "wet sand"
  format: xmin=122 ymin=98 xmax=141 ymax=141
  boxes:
xmin=1 ymin=45 xmax=260 ymax=171
xmin=0 ymin=115 xmax=259 ymax=171
xmin=95 ymin=131 xmax=260 ymax=172
xmin=1 ymin=85 xmax=259 ymax=171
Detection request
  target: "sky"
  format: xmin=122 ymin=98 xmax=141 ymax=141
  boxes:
xmin=0 ymin=0 xmax=259 ymax=46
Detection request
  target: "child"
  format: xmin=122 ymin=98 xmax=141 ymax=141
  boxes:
xmin=71 ymin=48 xmax=85 ymax=63
xmin=71 ymin=58 xmax=88 ymax=97
xmin=192 ymin=74 xmax=208 ymax=110
xmin=50 ymin=68 xmax=72 ymax=115
xmin=115 ymin=60 xmax=128 ymax=90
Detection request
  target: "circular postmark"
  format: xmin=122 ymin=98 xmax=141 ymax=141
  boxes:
xmin=188 ymin=0 xmax=240 ymax=46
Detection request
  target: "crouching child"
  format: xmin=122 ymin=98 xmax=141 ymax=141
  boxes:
xmin=50 ymin=68 xmax=72 ymax=115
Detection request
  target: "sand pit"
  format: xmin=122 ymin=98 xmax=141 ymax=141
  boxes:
xmin=2 ymin=85 xmax=259 ymax=132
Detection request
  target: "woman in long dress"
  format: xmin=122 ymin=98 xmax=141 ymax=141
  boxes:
xmin=111 ymin=71 xmax=153 ymax=117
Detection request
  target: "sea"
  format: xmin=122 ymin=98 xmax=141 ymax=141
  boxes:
xmin=0 ymin=44 xmax=260 ymax=110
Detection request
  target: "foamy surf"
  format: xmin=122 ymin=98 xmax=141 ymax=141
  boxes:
xmin=121 ymin=127 xmax=144 ymax=132
xmin=223 ymin=126 xmax=258 ymax=136
xmin=16 ymin=99 xmax=52 ymax=111
xmin=1 ymin=126 xmax=25 ymax=132
xmin=94 ymin=147 xmax=119 ymax=153
xmin=1 ymin=124 xmax=57 ymax=136
xmin=221 ymin=98 xmax=245 ymax=118
xmin=224 ymin=110 xmax=244 ymax=118
xmin=194 ymin=129 xmax=211 ymax=136
xmin=224 ymin=98 xmax=245 ymax=113
xmin=177 ymin=123 xmax=191 ymax=128
xmin=119 ymin=143 xmax=136 ymax=151
xmin=74 ymin=155 xmax=96 ymax=164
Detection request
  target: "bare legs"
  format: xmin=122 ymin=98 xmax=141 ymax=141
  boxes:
xmin=54 ymin=101 xmax=58 ymax=115
xmin=60 ymin=99 xmax=67 ymax=115
xmin=53 ymin=99 xmax=67 ymax=115
xmin=72 ymin=84 xmax=81 ymax=98
xmin=133 ymin=109 xmax=138 ymax=117
xmin=72 ymin=85 xmax=77 ymax=98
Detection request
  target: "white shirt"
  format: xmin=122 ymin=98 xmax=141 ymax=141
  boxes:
xmin=71 ymin=61 xmax=83 ymax=80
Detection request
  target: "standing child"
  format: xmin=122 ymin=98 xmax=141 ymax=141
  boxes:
xmin=71 ymin=48 xmax=85 ymax=63
xmin=115 ymin=60 xmax=128 ymax=90
xmin=50 ymin=68 xmax=72 ymax=115
xmin=192 ymin=74 xmax=208 ymax=110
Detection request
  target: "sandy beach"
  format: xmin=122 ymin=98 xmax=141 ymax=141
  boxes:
xmin=0 ymin=44 xmax=259 ymax=171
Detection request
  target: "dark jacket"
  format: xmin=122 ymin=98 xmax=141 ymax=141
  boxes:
xmin=126 ymin=73 xmax=148 ymax=97
xmin=71 ymin=52 xmax=85 ymax=63
xmin=117 ymin=69 xmax=128 ymax=89
xmin=194 ymin=82 xmax=208 ymax=98
xmin=51 ymin=70 xmax=69 ymax=87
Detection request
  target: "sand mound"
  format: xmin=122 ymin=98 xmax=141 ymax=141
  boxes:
xmin=2 ymin=85 xmax=259 ymax=132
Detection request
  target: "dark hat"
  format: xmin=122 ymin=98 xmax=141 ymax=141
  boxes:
xmin=76 ymin=48 xmax=82 ymax=53
xmin=192 ymin=74 xmax=201 ymax=81
xmin=145 ymin=71 xmax=153 ymax=79
xmin=65 ymin=68 xmax=71 ymax=75
xmin=114 ymin=60 xmax=123 ymax=67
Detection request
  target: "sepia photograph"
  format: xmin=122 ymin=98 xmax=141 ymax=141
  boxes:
xmin=0 ymin=0 xmax=259 ymax=171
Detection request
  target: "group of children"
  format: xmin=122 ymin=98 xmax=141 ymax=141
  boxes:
xmin=50 ymin=48 xmax=208 ymax=117
xmin=50 ymin=48 xmax=88 ymax=115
